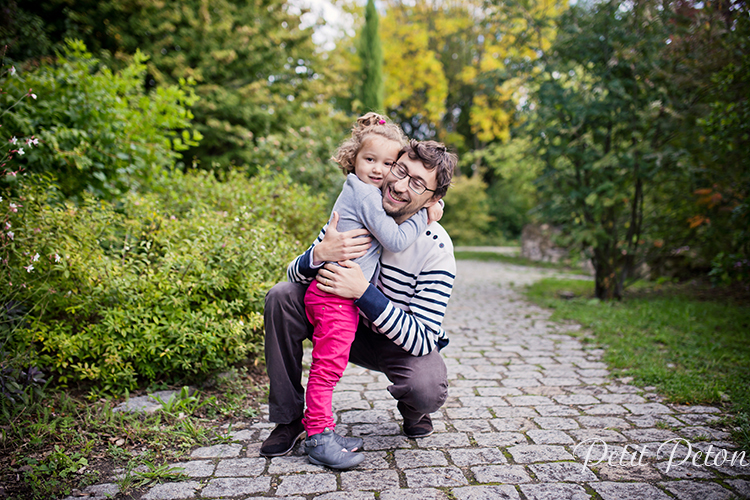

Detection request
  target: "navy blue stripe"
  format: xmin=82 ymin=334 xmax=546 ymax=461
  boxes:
xmin=379 ymin=307 xmax=397 ymax=333
xmin=380 ymin=273 xmax=417 ymax=289
xmin=412 ymin=308 xmax=440 ymax=321
xmin=382 ymin=294 xmax=411 ymax=308
xmin=381 ymin=263 xmax=456 ymax=282
xmin=380 ymin=262 xmax=418 ymax=280
xmin=381 ymin=281 xmax=415 ymax=298
xmin=391 ymin=315 xmax=407 ymax=342
xmin=411 ymin=295 xmax=449 ymax=308
xmin=418 ymin=279 xmax=454 ymax=287
xmin=404 ymin=318 xmax=418 ymax=352
xmin=420 ymin=268 xmax=456 ymax=279
xmin=418 ymin=288 xmax=451 ymax=299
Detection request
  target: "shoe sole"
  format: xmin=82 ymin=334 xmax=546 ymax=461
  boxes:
xmin=259 ymin=430 xmax=305 ymax=457
xmin=308 ymin=453 xmax=365 ymax=469
xmin=404 ymin=429 xmax=434 ymax=438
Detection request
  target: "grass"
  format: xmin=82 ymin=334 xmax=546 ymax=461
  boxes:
xmin=524 ymin=278 xmax=750 ymax=451
xmin=0 ymin=366 xmax=267 ymax=499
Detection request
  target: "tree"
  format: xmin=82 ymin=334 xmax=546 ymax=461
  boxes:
xmin=673 ymin=1 xmax=750 ymax=285
xmin=700 ymin=9 xmax=750 ymax=284
xmin=531 ymin=0 xmax=678 ymax=300
xmin=359 ymin=0 xmax=384 ymax=113
xmin=379 ymin=1 xmax=449 ymax=139
xmin=378 ymin=0 xmax=562 ymax=151
xmin=377 ymin=0 xmax=561 ymax=241
xmin=1 ymin=0 xmax=347 ymax=185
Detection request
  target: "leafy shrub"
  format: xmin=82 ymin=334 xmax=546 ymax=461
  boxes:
xmin=243 ymin=118 xmax=353 ymax=207
xmin=148 ymin=167 xmax=327 ymax=246
xmin=0 ymin=39 xmax=200 ymax=200
xmin=2 ymin=169 xmax=326 ymax=395
xmin=440 ymin=174 xmax=494 ymax=245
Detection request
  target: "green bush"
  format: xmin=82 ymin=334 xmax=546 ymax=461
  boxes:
xmin=0 ymin=39 xmax=200 ymax=200
xmin=440 ymin=174 xmax=494 ymax=245
xmin=2 ymin=169 xmax=326 ymax=395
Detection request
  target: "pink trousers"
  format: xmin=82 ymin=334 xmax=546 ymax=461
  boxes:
xmin=303 ymin=280 xmax=359 ymax=436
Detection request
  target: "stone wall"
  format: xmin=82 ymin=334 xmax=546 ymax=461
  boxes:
xmin=520 ymin=224 xmax=567 ymax=263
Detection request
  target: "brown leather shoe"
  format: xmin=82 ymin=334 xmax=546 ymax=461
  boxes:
xmin=260 ymin=417 xmax=305 ymax=457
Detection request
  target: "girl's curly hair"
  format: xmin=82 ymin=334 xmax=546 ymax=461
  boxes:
xmin=332 ymin=112 xmax=407 ymax=175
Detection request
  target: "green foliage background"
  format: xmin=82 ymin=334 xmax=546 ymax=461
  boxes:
xmin=1 ymin=0 xmax=748 ymax=397
xmin=4 ymin=169 xmax=325 ymax=394
xmin=0 ymin=1 xmax=748 ymax=496
xmin=0 ymin=40 xmax=200 ymax=200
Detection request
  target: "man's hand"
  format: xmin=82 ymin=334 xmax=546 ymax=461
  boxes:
xmin=316 ymin=260 xmax=369 ymax=299
xmin=312 ymin=211 xmax=372 ymax=265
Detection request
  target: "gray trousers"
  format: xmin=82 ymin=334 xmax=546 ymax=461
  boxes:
xmin=264 ymin=281 xmax=449 ymax=424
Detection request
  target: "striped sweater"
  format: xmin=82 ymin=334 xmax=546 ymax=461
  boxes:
xmin=287 ymin=221 xmax=456 ymax=356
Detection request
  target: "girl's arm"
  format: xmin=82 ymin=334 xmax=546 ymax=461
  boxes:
xmin=427 ymin=199 xmax=445 ymax=224
xmin=357 ymin=189 xmax=428 ymax=253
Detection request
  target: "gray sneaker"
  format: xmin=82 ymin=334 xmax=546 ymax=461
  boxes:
xmin=305 ymin=428 xmax=365 ymax=469
xmin=333 ymin=432 xmax=363 ymax=452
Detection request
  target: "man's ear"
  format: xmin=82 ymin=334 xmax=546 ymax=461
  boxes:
xmin=423 ymin=196 xmax=442 ymax=209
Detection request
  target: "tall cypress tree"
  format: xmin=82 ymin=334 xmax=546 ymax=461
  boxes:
xmin=359 ymin=0 xmax=384 ymax=113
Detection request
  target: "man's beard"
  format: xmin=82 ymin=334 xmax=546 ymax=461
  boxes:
xmin=383 ymin=204 xmax=413 ymax=219
xmin=382 ymin=181 xmax=419 ymax=220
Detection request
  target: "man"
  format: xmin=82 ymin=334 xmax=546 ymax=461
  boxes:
xmin=260 ymin=139 xmax=458 ymax=457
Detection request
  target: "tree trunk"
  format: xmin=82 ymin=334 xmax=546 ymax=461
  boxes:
xmin=593 ymin=246 xmax=622 ymax=300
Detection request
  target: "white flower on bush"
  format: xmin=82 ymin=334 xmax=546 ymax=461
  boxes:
xmin=17 ymin=148 xmax=24 ymax=156
xmin=24 ymin=264 xmax=34 ymax=273
xmin=4 ymin=222 xmax=9 ymax=229
xmin=9 ymin=137 xmax=17 ymax=145
xmin=32 ymin=253 xmax=40 ymax=262
xmin=54 ymin=253 xmax=61 ymax=262
xmin=6 ymin=231 xmax=13 ymax=240
xmin=9 ymin=66 xmax=16 ymax=76
xmin=9 ymin=203 xmax=18 ymax=212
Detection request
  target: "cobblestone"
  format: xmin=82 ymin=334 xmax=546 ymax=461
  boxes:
xmin=81 ymin=259 xmax=748 ymax=500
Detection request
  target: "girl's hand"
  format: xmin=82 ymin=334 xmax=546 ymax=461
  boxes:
xmin=427 ymin=199 xmax=444 ymax=224
xmin=313 ymin=211 xmax=372 ymax=265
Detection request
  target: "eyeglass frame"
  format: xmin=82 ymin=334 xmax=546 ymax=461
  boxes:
xmin=388 ymin=162 xmax=436 ymax=195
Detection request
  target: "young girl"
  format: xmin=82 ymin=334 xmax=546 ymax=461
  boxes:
xmin=302 ymin=113 xmax=442 ymax=469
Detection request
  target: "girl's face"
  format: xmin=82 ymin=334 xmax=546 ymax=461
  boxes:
xmin=353 ymin=135 xmax=402 ymax=189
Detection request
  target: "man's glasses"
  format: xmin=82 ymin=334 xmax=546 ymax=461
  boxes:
xmin=389 ymin=162 xmax=436 ymax=195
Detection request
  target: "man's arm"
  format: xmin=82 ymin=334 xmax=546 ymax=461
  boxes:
xmin=286 ymin=212 xmax=372 ymax=284
xmin=286 ymin=230 xmax=323 ymax=284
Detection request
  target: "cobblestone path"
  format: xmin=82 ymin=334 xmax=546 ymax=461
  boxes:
xmin=70 ymin=259 xmax=750 ymax=500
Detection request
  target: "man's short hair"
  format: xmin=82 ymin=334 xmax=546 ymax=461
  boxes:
xmin=398 ymin=139 xmax=456 ymax=199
